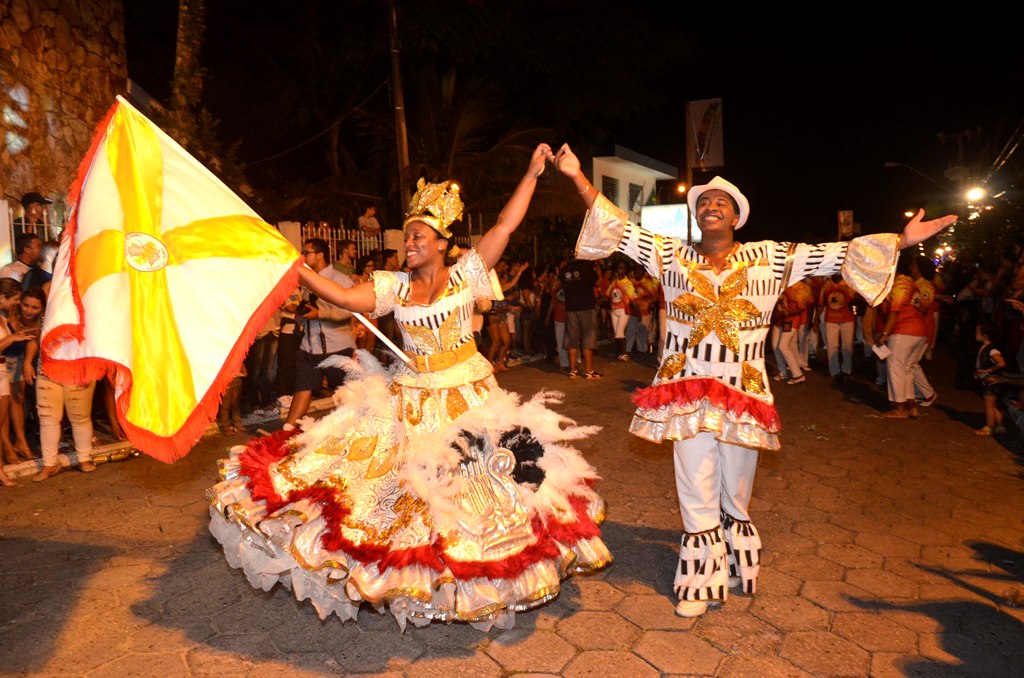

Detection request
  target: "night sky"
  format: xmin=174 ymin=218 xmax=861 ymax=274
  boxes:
xmin=123 ymin=3 xmax=1024 ymax=244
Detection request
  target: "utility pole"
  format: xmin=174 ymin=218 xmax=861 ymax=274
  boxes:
xmin=387 ymin=0 xmax=410 ymax=207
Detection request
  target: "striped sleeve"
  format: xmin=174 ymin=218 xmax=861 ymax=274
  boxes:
xmin=773 ymin=241 xmax=849 ymax=288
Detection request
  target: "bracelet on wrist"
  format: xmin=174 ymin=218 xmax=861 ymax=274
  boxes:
xmin=579 ymin=184 xmax=593 ymax=195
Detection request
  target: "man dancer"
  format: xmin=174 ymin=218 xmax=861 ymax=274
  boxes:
xmin=555 ymin=144 xmax=955 ymax=617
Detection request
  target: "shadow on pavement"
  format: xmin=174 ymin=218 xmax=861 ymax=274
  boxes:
xmin=0 ymin=536 xmax=118 ymax=674
xmin=124 ymin=519 xmax=681 ymax=670
xmin=848 ymin=543 xmax=1024 ymax=675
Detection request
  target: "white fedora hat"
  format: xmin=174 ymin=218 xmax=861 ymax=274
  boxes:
xmin=688 ymin=176 xmax=750 ymax=230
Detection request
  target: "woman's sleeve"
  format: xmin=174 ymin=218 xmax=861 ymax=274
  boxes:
xmin=457 ymin=249 xmax=504 ymax=302
xmin=368 ymin=270 xmax=398 ymax=318
xmin=575 ymin=193 xmax=679 ymax=279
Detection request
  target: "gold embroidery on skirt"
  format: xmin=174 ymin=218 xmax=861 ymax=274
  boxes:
xmin=741 ymin=362 xmax=766 ymax=396
xmin=657 ymin=353 xmax=687 ymax=380
xmin=313 ymin=436 xmax=348 ymax=456
xmin=445 ymin=388 xmax=470 ymax=421
xmin=347 ymin=435 xmax=379 ymax=461
xmin=365 ymin=445 xmax=398 ymax=479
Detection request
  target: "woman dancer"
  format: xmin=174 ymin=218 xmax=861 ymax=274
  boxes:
xmin=208 ymin=144 xmax=610 ymax=631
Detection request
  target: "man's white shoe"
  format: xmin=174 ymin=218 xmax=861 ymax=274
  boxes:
xmin=674 ymin=599 xmax=708 ymax=618
xmin=728 ymin=576 xmax=743 ymax=590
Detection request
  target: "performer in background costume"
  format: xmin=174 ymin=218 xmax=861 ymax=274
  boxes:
xmin=208 ymin=145 xmax=610 ymax=631
xmin=555 ymin=143 xmax=956 ymax=617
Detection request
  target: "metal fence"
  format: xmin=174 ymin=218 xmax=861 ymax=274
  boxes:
xmin=299 ymin=221 xmax=471 ymax=265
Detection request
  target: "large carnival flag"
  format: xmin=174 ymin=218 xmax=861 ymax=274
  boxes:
xmin=41 ymin=96 xmax=301 ymax=463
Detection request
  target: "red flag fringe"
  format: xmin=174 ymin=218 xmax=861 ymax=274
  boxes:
xmin=631 ymin=377 xmax=781 ymax=432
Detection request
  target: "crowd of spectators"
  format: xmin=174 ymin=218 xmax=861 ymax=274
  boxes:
xmin=6 ymin=229 xmax=1023 ymax=487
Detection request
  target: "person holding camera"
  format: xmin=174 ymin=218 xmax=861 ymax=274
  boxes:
xmin=281 ymin=238 xmax=355 ymax=430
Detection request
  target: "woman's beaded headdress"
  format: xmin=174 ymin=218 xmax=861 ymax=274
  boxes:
xmin=403 ymin=179 xmax=463 ymax=238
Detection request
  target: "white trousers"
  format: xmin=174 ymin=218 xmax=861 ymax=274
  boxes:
xmin=610 ymin=308 xmax=628 ymax=339
xmin=672 ymin=433 xmax=762 ymax=600
xmin=37 ymin=377 xmax=95 ymax=467
xmin=886 ymin=334 xmax=926 ymax=403
xmin=554 ymin=321 xmax=569 ymax=368
xmin=825 ymin=321 xmax=855 ymax=376
xmin=779 ymin=329 xmax=803 ymax=378
xmin=910 ymin=338 xmax=935 ymax=400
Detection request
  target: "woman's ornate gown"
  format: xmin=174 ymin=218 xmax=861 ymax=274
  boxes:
xmin=207 ymin=250 xmax=610 ymax=630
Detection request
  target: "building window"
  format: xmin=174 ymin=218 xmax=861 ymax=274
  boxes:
xmin=602 ymin=176 xmax=619 ymax=205
xmin=628 ymin=183 xmax=643 ymax=211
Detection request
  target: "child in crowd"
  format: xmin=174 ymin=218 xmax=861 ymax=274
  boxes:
xmin=974 ymin=321 xmax=1006 ymax=436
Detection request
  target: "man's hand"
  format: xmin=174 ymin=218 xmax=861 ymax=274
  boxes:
xmin=554 ymin=144 xmax=581 ymax=179
xmin=302 ymin=306 xmax=320 ymax=320
xmin=23 ymin=362 xmax=35 ymax=385
xmin=900 ymin=209 xmax=958 ymax=249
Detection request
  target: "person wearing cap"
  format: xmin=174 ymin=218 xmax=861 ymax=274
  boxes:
xmin=205 ymin=144 xmax=611 ymax=630
xmin=13 ymin=191 xmax=52 ymax=234
xmin=555 ymin=143 xmax=956 ymax=618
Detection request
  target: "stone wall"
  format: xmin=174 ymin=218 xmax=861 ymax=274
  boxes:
xmin=0 ymin=0 xmax=127 ymax=225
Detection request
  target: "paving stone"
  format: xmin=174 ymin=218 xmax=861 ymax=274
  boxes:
xmin=800 ymin=580 xmax=875 ymax=612
xmin=763 ymin=530 xmax=817 ymax=555
xmin=889 ymin=522 xmax=957 ymax=546
xmin=570 ymin=578 xmax=626 ymax=611
xmin=773 ymin=553 xmax=846 ymax=581
xmin=827 ymin=510 xmax=889 ymax=535
xmin=715 ymin=655 xmax=815 ymax=677
xmin=779 ymin=630 xmax=869 ymax=676
xmin=869 ymin=652 xmax=962 ymax=678
xmin=883 ymin=557 xmax=955 ymax=585
xmin=634 ymin=630 xmax=723 ymax=675
xmin=853 ymin=530 xmax=920 ymax=557
xmin=562 ymin=650 xmax=660 ymax=678
xmin=817 ymin=543 xmax=883 ymax=569
xmin=185 ymin=644 xmax=253 ymax=676
xmin=85 ymin=651 xmax=190 ymax=678
xmin=918 ymin=630 xmax=1010 ymax=675
xmin=792 ymin=520 xmax=855 ymax=544
xmin=248 ymin=654 xmax=378 ymax=678
xmin=615 ymin=593 xmax=697 ymax=630
xmin=749 ymin=595 xmax=830 ymax=631
xmin=401 ymin=652 xmax=503 ymax=678
xmin=330 ymin=629 xmax=424 ymax=672
xmin=831 ymin=612 xmax=919 ymax=652
xmin=694 ymin=613 xmax=782 ymax=655
xmin=919 ymin=545 xmax=988 ymax=571
xmin=485 ymin=628 xmax=576 ymax=673
xmin=844 ymin=567 xmax=918 ymax=599
xmin=757 ymin=567 xmax=802 ymax=596
xmin=557 ymin=610 xmax=640 ymax=650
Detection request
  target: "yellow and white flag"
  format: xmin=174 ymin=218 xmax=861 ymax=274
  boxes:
xmin=42 ymin=96 xmax=301 ymax=463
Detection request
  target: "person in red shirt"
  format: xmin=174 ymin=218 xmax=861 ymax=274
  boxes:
xmin=877 ymin=259 xmax=932 ymax=418
xmin=606 ymin=264 xmax=635 ymax=360
xmin=779 ymin=280 xmax=813 ymax=383
xmin=820 ymin=274 xmax=857 ymax=381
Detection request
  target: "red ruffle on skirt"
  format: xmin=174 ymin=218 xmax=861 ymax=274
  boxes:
xmin=236 ymin=432 xmax=602 ymax=580
xmin=632 ymin=377 xmax=781 ymax=432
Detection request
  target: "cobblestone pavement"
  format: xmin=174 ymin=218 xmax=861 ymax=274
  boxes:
xmin=2 ymin=349 xmax=1022 ymax=677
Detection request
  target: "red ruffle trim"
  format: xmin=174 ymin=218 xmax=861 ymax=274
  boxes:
xmin=632 ymin=377 xmax=781 ymax=432
xmin=235 ymin=433 xmax=602 ymax=580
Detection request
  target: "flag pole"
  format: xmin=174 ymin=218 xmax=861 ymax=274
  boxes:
xmin=351 ymin=311 xmax=416 ymax=371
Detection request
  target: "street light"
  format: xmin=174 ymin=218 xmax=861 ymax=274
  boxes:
xmin=965 ymin=186 xmax=986 ymax=203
